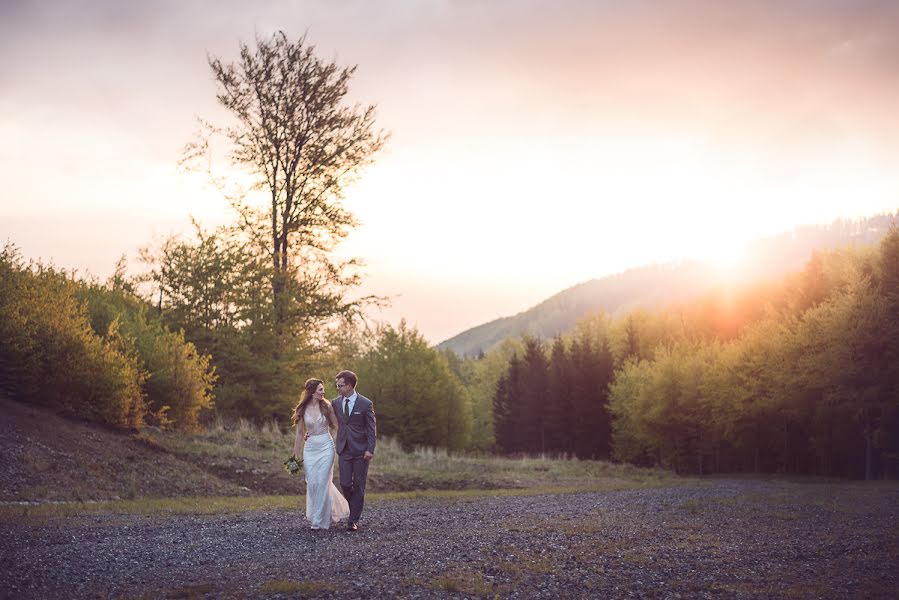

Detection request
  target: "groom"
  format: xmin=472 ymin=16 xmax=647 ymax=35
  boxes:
xmin=334 ymin=370 xmax=376 ymax=531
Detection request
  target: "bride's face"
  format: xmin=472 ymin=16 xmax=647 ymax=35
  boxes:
xmin=314 ymin=383 xmax=325 ymax=399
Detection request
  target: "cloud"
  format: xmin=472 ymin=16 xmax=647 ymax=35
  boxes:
xmin=4 ymin=0 xmax=898 ymax=171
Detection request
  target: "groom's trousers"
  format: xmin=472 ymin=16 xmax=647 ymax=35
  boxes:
xmin=338 ymin=453 xmax=370 ymax=523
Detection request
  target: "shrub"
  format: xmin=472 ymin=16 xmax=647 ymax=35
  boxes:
xmin=0 ymin=245 xmax=145 ymax=427
xmin=79 ymin=276 xmax=216 ymax=431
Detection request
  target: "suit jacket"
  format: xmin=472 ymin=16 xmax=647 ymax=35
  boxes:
xmin=334 ymin=393 xmax=377 ymax=456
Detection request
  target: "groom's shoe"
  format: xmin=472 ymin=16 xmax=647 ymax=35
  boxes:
xmin=347 ymin=521 xmax=358 ymax=532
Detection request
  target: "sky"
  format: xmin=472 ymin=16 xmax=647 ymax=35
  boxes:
xmin=2 ymin=0 xmax=899 ymax=344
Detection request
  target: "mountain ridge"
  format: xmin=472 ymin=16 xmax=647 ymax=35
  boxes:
xmin=437 ymin=212 xmax=897 ymax=356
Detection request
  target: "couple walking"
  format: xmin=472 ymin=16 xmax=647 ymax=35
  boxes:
xmin=291 ymin=370 xmax=376 ymax=531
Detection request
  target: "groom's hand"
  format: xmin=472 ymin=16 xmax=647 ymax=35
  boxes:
xmin=363 ymin=451 xmax=373 ymax=461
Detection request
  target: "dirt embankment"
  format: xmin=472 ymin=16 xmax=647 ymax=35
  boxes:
xmin=0 ymin=397 xmax=273 ymax=502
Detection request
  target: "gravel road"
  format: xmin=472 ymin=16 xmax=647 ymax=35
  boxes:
xmin=2 ymin=479 xmax=897 ymax=599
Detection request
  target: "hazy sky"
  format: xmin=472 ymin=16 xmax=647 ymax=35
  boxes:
xmin=2 ymin=0 xmax=898 ymax=343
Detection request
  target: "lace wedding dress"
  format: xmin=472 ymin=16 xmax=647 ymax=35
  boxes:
xmin=303 ymin=408 xmax=349 ymax=529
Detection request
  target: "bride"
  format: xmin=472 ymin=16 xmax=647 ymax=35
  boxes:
xmin=292 ymin=378 xmax=349 ymax=529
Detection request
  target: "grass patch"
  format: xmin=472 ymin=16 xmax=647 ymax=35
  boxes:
xmin=259 ymin=580 xmax=333 ymax=595
xmin=676 ymin=485 xmax=881 ymax=522
xmin=782 ymin=582 xmax=844 ymax=599
xmin=147 ymin=424 xmax=681 ymax=493
xmin=165 ymin=583 xmax=215 ymax=599
xmin=672 ymin=530 xmax=720 ymax=552
xmin=372 ymin=479 xmax=679 ymax=503
xmin=679 ymin=499 xmax=702 ymax=514
xmin=368 ymin=438 xmax=678 ymax=489
xmin=497 ymin=549 xmax=555 ymax=575
xmin=522 ymin=509 xmax=610 ymax=535
xmin=620 ymin=549 xmax=652 ymax=565
xmin=431 ymin=571 xmax=493 ymax=596
xmin=0 ymin=479 xmax=683 ymax=522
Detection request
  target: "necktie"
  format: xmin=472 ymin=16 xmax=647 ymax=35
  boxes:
xmin=344 ymin=398 xmax=350 ymax=419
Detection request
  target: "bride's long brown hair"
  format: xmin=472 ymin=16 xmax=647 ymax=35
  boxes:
xmin=291 ymin=378 xmax=331 ymax=426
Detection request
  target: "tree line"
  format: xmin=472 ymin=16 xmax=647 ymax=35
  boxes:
xmin=7 ymin=224 xmax=894 ymax=476
xmin=489 ymin=228 xmax=899 ymax=479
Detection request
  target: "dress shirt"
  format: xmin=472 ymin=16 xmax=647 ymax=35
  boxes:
xmin=343 ymin=391 xmax=358 ymax=417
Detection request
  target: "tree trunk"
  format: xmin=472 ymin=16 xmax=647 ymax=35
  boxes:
xmin=271 ymin=192 xmax=284 ymax=335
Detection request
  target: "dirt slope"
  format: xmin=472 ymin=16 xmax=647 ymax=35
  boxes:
xmin=0 ymin=396 xmax=249 ymax=502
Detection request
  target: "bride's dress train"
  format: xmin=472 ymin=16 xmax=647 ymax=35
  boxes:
xmin=303 ymin=412 xmax=349 ymax=529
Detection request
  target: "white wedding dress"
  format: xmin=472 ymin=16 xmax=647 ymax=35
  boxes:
xmin=303 ymin=409 xmax=349 ymax=529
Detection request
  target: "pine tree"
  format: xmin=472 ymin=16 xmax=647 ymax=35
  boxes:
xmin=518 ymin=337 xmax=549 ymax=453
xmin=569 ymin=334 xmax=594 ymax=458
xmin=492 ymin=351 xmax=524 ymax=455
xmin=546 ymin=337 xmax=572 ymax=454
xmin=492 ymin=374 xmax=511 ymax=452
xmin=590 ymin=335 xmax=615 ymax=459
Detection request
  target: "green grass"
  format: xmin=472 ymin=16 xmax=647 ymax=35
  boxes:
xmin=0 ymin=495 xmax=304 ymax=520
xmin=368 ymin=437 xmax=675 ymax=488
xmin=164 ymin=583 xmax=216 ymax=599
xmin=0 ymin=477 xmax=684 ymax=521
xmin=154 ymin=417 xmax=668 ymax=481
xmin=144 ymin=418 xmax=681 ymax=492
xmin=431 ymin=571 xmax=494 ymax=596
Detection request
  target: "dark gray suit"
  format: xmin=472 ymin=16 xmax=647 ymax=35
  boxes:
xmin=334 ymin=393 xmax=376 ymax=524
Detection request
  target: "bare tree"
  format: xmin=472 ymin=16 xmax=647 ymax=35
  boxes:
xmin=184 ymin=31 xmax=388 ymax=330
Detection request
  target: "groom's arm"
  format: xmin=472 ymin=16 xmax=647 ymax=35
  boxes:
xmin=364 ymin=400 xmax=377 ymax=457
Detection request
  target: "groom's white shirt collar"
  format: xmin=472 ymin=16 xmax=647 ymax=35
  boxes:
xmin=343 ymin=391 xmax=358 ymax=414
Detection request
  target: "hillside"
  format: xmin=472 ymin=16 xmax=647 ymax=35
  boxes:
xmin=0 ymin=396 xmax=253 ymax=502
xmin=438 ymin=212 xmax=897 ymax=356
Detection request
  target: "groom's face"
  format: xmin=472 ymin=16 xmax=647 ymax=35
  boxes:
xmin=336 ymin=378 xmax=351 ymax=397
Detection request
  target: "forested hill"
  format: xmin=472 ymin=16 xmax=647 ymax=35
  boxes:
xmin=438 ymin=212 xmax=897 ymax=356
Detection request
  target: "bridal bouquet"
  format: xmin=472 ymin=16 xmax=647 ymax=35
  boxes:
xmin=283 ymin=455 xmax=303 ymax=475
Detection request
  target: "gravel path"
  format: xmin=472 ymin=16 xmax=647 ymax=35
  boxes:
xmin=2 ymin=479 xmax=897 ymax=599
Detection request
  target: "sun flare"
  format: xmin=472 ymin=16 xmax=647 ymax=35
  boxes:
xmin=703 ymin=238 xmax=749 ymax=269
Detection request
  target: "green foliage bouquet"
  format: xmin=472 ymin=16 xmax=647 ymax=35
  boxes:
xmin=283 ymin=455 xmax=303 ymax=475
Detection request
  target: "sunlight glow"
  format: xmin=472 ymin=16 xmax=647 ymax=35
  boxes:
xmin=3 ymin=1 xmax=899 ymax=344
xmin=701 ymin=238 xmax=749 ymax=273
